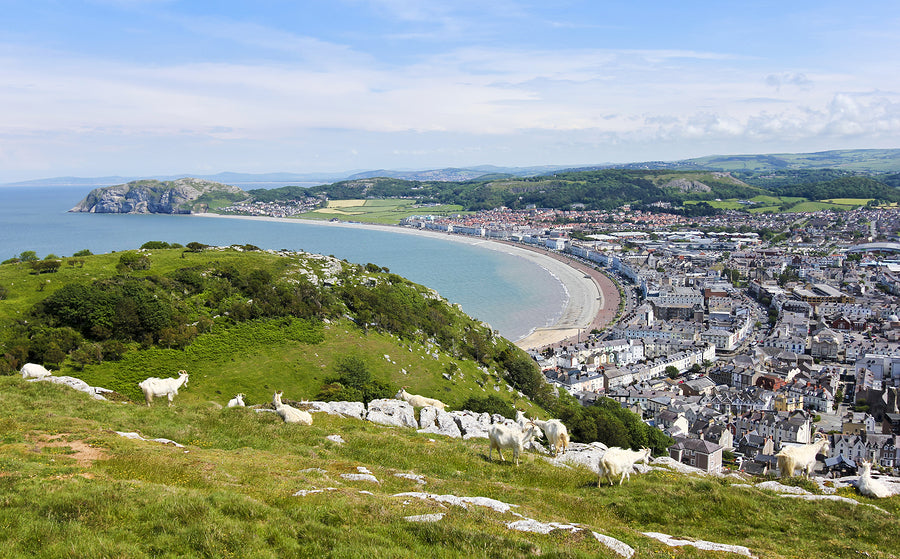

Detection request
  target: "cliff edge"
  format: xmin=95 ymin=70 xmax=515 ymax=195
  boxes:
xmin=69 ymin=178 xmax=248 ymax=214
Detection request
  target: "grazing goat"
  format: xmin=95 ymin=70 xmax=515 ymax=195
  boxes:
xmin=488 ymin=421 xmax=538 ymax=466
xmin=21 ymin=363 xmax=52 ymax=379
xmin=138 ymin=370 xmax=189 ymax=406
xmin=532 ymin=418 xmax=570 ymax=458
xmin=394 ymin=387 xmax=447 ymax=410
xmin=775 ymin=433 xmax=830 ymax=478
xmin=227 ymin=393 xmax=245 ymax=408
xmin=273 ymin=391 xmax=313 ymax=425
xmin=857 ymin=460 xmax=891 ymax=499
xmin=597 ymin=447 xmax=651 ymax=486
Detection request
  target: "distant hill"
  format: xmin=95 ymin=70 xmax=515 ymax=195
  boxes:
xmin=7 ymin=148 xmax=900 ymax=189
xmin=658 ymin=148 xmax=900 ymax=173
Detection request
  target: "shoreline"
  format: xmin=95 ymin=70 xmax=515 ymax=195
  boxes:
xmin=192 ymin=213 xmax=620 ymax=350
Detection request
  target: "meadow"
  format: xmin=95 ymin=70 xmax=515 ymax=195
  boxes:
xmin=302 ymin=199 xmax=469 ymax=224
xmin=1 ymin=377 xmax=898 ymax=558
xmin=686 ymin=195 xmax=874 ymax=213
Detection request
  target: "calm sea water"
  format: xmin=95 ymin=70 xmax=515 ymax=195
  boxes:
xmin=0 ymin=186 xmax=565 ymax=341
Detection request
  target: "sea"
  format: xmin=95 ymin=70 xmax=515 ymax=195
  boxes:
xmin=0 ymin=185 xmax=566 ymax=341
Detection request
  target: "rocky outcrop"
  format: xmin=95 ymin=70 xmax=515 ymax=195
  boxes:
xmin=69 ymin=178 xmax=247 ymax=214
xmin=662 ymin=178 xmax=712 ymax=193
xmin=366 ymin=398 xmax=418 ymax=428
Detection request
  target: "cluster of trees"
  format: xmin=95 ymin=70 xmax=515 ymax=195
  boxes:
xmin=316 ymin=354 xmax=394 ymax=404
xmin=252 ymin=166 xmax=900 ymax=214
xmin=1 ymin=251 xmax=341 ymax=372
xmin=553 ymin=394 xmax=673 ymax=454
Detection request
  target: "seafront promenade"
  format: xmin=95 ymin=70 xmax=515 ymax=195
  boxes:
xmin=192 ymin=213 xmax=620 ymax=350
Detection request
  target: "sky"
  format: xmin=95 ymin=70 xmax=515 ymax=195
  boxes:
xmin=1 ymin=0 xmax=899 ymax=182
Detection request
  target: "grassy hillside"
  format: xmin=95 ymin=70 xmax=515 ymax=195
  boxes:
xmin=2 ymin=247 xmax=898 ymax=557
xmin=2 ymin=377 xmax=898 ymax=558
xmin=0 ymin=245 xmax=541 ymax=414
xmin=685 ymin=149 xmax=900 ymax=172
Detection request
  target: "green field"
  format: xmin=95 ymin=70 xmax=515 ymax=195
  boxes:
xmin=2 ymin=377 xmax=898 ymax=558
xmin=687 ymin=195 xmax=873 ymax=213
xmin=300 ymin=199 xmax=469 ymax=225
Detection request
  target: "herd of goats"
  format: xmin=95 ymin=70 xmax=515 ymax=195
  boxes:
xmin=19 ymin=364 xmax=895 ymax=497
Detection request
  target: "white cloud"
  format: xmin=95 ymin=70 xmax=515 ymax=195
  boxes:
xmin=2 ymin=16 xmax=900 ymax=181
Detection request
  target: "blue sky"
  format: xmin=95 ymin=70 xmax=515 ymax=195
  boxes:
xmin=1 ymin=0 xmax=899 ymax=181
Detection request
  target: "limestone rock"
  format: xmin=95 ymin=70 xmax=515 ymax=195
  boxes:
xmin=366 ymin=398 xmax=417 ymax=428
xmin=323 ymin=400 xmax=366 ymax=419
xmin=31 ymin=375 xmax=112 ymax=400
xmin=418 ymin=406 xmax=462 ymax=438
xmin=555 ymin=442 xmax=608 ymax=473
xmin=450 ymin=410 xmax=492 ymax=439
xmin=70 ymin=178 xmax=246 ymax=214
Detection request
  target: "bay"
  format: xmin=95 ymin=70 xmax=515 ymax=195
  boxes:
xmin=0 ymin=186 xmax=566 ymax=341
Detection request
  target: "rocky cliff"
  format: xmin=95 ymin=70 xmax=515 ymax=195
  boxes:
xmin=69 ymin=178 xmax=248 ymax=214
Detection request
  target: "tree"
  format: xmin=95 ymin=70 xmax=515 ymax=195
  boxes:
xmin=19 ymin=251 xmax=38 ymax=262
xmin=665 ymin=365 xmax=679 ymax=379
xmin=117 ymin=252 xmax=151 ymax=272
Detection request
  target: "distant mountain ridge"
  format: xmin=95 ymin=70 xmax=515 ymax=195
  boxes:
xmin=5 ymin=148 xmax=900 ymax=189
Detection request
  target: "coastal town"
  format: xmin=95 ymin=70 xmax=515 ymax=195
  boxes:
xmin=416 ymin=205 xmax=900 ymax=477
xmin=225 ymin=197 xmax=900 ymax=477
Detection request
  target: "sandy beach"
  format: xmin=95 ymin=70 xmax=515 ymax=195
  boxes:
xmin=193 ymin=213 xmax=620 ymax=350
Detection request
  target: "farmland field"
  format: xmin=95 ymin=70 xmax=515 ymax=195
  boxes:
xmin=302 ymin=199 xmax=468 ymax=225
xmin=686 ymin=195 xmax=872 ymax=213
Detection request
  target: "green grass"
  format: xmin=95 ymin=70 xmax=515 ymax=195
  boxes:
xmin=297 ymin=199 xmax=469 ymax=225
xmin=684 ymin=195 xmax=871 ymax=213
xmin=789 ymin=201 xmax=852 ymax=212
xmin=823 ymin=198 xmax=873 ymax=205
xmin=1 ymin=377 xmax=898 ymax=558
xmin=0 ymin=247 xmax=536 ymax=413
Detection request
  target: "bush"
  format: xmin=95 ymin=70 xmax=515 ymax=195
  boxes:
xmin=185 ymin=242 xmax=208 ymax=252
xmin=316 ymin=355 xmax=394 ymax=404
xmin=459 ymin=395 xmax=517 ymax=419
xmin=30 ymin=260 xmax=61 ymax=274
xmin=117 ymin=252 xmax=151 ymax=272
xmin=140 ymin=241 xmax=182 ymax=250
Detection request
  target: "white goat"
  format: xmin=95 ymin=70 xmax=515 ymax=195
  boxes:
xmin=273 ymin=391 xmax=313 ymax=425
xmin=227 ymin=393 xmax=245 ymax=408
xmin=394 ymin=387 xmax=447 ymax=410
xmin=857 ymin=460 xmax=892 ymax=499
xmin=138 ymin=370 xmax=189 ymax=406
xmin=775 ymin=434 xmax=830 ymax=478
xmin=488 ymin=421 xmax=538 ymax=466
xmin=597 ymin=447 xmax=651 ymax=486
xmin=532 ymin=417 xmax=570 ymax=458
xmin=20 ymin=363 xmax=52 ymax=379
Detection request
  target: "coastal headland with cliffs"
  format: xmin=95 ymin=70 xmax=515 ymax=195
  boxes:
xmin=67 ymin=177 xmax=622 ymax=349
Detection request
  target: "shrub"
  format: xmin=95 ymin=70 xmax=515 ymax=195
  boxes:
xmin=185 ymin=242 xmax=208 ymax=252
xmin=459 ymin=395 xmax=516 ymax=419
xmin=30 ymin=260 xmax=61 ymax=274
xmin=141 ymin=241 xmax=180 ymax=250
xmin=316 ymin=355 xmax=393 ymax=404
xmin=117 ymin=252 xmax=151 ymax=272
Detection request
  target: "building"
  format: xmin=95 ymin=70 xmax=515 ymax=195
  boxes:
xmin=668 ymin=436 xmax=723 ymax=473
